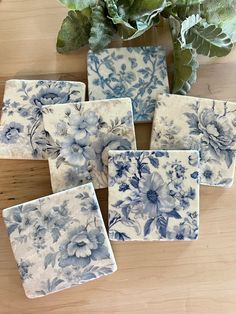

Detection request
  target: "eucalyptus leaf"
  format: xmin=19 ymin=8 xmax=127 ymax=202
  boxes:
xmin=57 ymin=10 xmax=91 ymax=53
xmin=180 ymin=14 xmax=202 ymax=47
xmin=58 ymin=0 xmax=97 ymax=10
xmin=105 ymin=0 xmax=165 ymax=40
xmin=172 ymin=41 xmax=199 ymax=94
xmin=128 ymin=0 xmax=169 ymax=20
xmin=186 ymin=22 xmax=233 ymax=57
xmin=104 ymin=0 xmax=138 ymax=39
xmin=169 ymin=17 xmax=198 ymax=94
xmin=202 ymin=0 xmax=236 ymax=42
xmin=171 ymin=0 xmax=203 ymax=6
xmin=89 ymin=3 xmax=114 ymax=51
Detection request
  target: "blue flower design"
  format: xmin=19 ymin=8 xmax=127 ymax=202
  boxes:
xmin=31 ymin=87 xmax=69 ymax=108
xmin=58 ymin=227 xmax=109 ymax=268
xmin=198 ymin=108 xmax=236 ymax=165
xmin=81 ymin=198 xmax=99 ymax=214
xmin=202 ymin=167 xmax=213 ymax=180
xmin=185 ymin=104 xmax=236 ymax=169
xmin=17 ymin=107 xmax=30 ymax=117
xmin=64 ymin=168 xmax=92 ymax=188
xmin=93 ymin=134 xmax=132 ymax=172
xmin=17 ymin=260 xmax=33 ymax=281
xmin=60 ymin=135 xmax=95 ymax=166
xmin=119 ymin=183 xmax=130 ymax=192
xmin=70 ymin=111 xmax=99 ymax=141
xmin=170 ymin=215 xmax=198 ymax=240
xmin=139 ymin=172 xmax=175 ymax=217
xmin=0 ymin=122 xmax=24 ymax=144
xmin=113 ymin=84 xmax=127 ymax=97
xmin=32 ymin=225 xmax=47 ymax=250
xmin=114 ymin=161 xmax=130 ymax=178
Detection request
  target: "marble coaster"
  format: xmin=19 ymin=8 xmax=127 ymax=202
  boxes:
xmin=0 ymin=80 xmax=86 ymax=160
xmin=2 ymin=183 xmax=117 ymax=299
xmin=150 ymin=94 xmax=236 ymax=187
xmin=42 ymin=98 xmax=136 ymax=192
xmin=108 ymin=150 xmax=199 ymax=241
xmin=87 ymin=46 xmax=169 ymax=122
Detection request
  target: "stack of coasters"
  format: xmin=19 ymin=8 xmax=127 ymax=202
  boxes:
xmin=2 ymin=183 xmax=117 ymax=299
xmin=150 ymin=94 xmax=236 ymax=187
xmin=0 ymin=80 xmax=85 ymax=159
xmin=108 ymin=150 xmax=199 ymax=241
xmin=87 ymin=46 xmax=169 ymax=122
xmin=42 ymin=98 xmax=137 ymax=192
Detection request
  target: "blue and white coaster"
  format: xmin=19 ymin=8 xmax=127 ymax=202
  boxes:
xmin=2 ymin=183 xmax=117 ymax=298
xmin=150 ymin=94 xmax=236 ymax=187
xmin=0 ymin=80 xmax=86 ymax=159
xmin=87 ymin=46 xmax=169 ymax=122
xmin=42 ymin=98 xmax=136 ymax=192
xmin=108 ymin=150 xmax=200 ymax=241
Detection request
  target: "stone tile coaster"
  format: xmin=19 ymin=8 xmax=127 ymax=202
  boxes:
xmin=0 ymin=80 xmax=86 ymax=160
xmin=2 ymin=183 xmax=117 ymax=299
xmin=108 ymin=150 xmax=199 ymax=241
xmin=87 ymin=46 xmax=169 ymax=122
xmin=42 ymin=98 xmax=136 ymax=192
xmin=150 ymin=94 xmax=236 ymax=187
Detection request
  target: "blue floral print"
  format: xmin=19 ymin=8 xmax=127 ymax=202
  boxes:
xmin=59 ymin=227 xmax=109 ymax=268
xmin=17 ymin=260 xmax=33 ymax=281
xmin=42 ymin=98 xmax=136 ymax=192
xmin=93 ymin=133 xmax=132 ymax=172
xmin=60 ymin=135 xmax=95 ymax=166
xmin=185 ymin=104 xmax=236 ymax=168
xmin=0 ymin=122 xmax=24 ymax=144
xmin=139 ymin=172 xmax=176 ymax=217
xmin=87 ymin=46 xmax=169 ymax=121
xmin=70 ymin=111 xmax=99 ymax=137
xmin=0 ymin=80 xmax=85 ymax=159
xmin=151 ymin=94 xmax=236 ymax=187
xmin=30 ymin=86 xmax=70 ymax=108
xmin=64 ymin=168 xmax=92 ymax=189
xmin=108 ymin=150 xmax=199 ymax=241
xmin=2 ymin=183 xmax=117 ymax=298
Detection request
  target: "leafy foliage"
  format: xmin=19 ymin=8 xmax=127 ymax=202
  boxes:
xmin=185 ymin=21 xmax=233 ymax=57
xmin=202 ymin=0 xmax=236 ymax=42
xmin=57 ymin=10 xmax=91 ymax=53
xmin=57 ymin=0 xmax=235 ymax=94
xmin=89 ymin=3 xmax=114 ymax=51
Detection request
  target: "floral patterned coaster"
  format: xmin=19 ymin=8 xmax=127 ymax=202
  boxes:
xmin=87 ymin=46 xmax=169 ymax=122
xmin=42 ymin=98 xmax=136 ymax=192
xmin=0 ymin=80 xmax=85 ymax=160
xmin=108 ymin=150 xmax=199 ymax=241
xmin=2 ymin=183 xmax=117 ymax=298
xmin=150 ymin=94 xmax=236 ymax=187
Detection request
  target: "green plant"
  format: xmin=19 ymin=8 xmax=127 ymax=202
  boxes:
xmin=57 ymin=0 xmax=236 ymax=94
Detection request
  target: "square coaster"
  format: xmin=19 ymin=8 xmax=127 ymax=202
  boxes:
xmin=42 ymin=98 xmax=136 ymax=192
xmin=108 ymin=150 xmax=199 ymax=241
xmin=87 ymin=46 xmax=169 ymax=122
xmin=2 ymin=183 xmax=117 ymax=299
xmin=150 ymin=94 xmax=236 ymax=187
xmin=0 ymin=80 xmax=86 ymax=160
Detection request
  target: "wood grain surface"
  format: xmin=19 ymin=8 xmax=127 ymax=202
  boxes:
xmin=0 ymin=1 xmax=236 ymax=314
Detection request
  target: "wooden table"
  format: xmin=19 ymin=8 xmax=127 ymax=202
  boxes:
xmin=0 ymin=1 xmax=236 ymax=313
